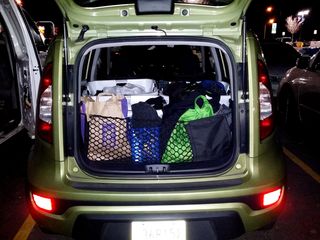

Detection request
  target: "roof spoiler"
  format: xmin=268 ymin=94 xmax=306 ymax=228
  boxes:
xmin=135 ymin=0 xmax=174 ymax=15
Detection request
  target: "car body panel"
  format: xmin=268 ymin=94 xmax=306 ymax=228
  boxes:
xmin=28 ymin=141 xmax=284 ymax=236
xmin=279 ymin=51 xmax=320 ymax=131
xmin=260 ymin=40 xmax=300 ymax=97
xmin=55 ymin=0 xmax=251 ymax=63
xmin=0 ymin=0 xmax=41 ymax=143
xmin=28 ymin=33 xmax=285 ymax=238
xmin=27 ymin=0 xmax=285 ymax=238
xmin=55 ymin=0 xmax=252 ymax=36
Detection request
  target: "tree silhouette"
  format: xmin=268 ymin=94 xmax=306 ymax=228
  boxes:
xmin=285 ymin=16 xmax=303 ymax=43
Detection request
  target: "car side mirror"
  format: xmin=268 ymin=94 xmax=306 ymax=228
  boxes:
xmin=296 ymin=55 xmax=310 ymax=69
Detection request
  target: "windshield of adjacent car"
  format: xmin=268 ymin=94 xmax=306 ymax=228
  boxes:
xmin=74 ymin=0 xmax=234 ymax=7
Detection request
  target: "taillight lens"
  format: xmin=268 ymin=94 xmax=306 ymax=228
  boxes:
xmin=32 ymin=193 xmax=54 ymax=212
xmin=258 ymin=60 xmax=274 ymax=140
xmin=262 ymin=188 xmax=283 ymax=207
xmin=37 ymin=63 xmax=53 ymax=143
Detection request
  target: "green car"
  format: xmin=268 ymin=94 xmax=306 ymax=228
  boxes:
xmin=27 ymin=0 xmax=285 ymax=239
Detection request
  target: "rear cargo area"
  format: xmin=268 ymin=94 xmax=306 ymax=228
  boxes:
xmin=75 ymin=40 xmax=237 ymax=175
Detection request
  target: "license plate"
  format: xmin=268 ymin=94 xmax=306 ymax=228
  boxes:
xmin=131 ymin=220 xmax=186 ymax=240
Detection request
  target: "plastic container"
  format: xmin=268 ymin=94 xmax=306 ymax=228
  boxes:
xmin=90 ymin=93 xmax=169 ymax=118
xmin=87 ymin=79 xmax=156 ymax=95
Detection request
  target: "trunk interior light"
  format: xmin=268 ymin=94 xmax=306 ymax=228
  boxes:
xmin=32 ymin=194 xmax=53 ymax=212
xmin=262 ymin=188 xmax=282 ymax=207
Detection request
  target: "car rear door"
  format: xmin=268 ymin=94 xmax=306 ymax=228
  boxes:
xmin=299 ymin=52 xmax=320 ymax=130
xmin=55 ymin=0 xmax=251 ymax=56
xmin=0 ymin=0 xmax=41 ymax=144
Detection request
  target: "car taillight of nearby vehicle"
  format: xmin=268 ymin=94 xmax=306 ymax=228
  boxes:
xmin=37 ymin=63 xmax=53 ymax=143
xmin=258 ymin=60 xmax=274 ymax=140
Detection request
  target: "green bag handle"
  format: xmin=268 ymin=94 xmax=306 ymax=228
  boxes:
xmin=179 ymin=95 xmax=214 ymax=122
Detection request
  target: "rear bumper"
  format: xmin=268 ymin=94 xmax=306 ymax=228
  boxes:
xmin=28 ymin=185 xmax=285 ymax=239
xmin=72 ymin=211 xmax=244 ymax=240
xmin=28 ymin=141 xmax=285 ymax=239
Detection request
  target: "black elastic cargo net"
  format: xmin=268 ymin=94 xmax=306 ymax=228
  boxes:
xmin=128 ymin=121 xmax=161 ymax=164
xmin=87 ymin=116 xmax=161 ymax=163
xmin=85 ymin=113 xmax=232 ymax=164
xmin=87 ymin=115 xmax=131 ymax=161
xmin=161 ymin=122 xmax=193 ymax=164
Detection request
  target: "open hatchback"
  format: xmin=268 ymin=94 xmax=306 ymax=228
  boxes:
xmin=56 ymin=0 xmax=252 ymax=175
xmin=27 ymin=0 xmax=285 ymax=239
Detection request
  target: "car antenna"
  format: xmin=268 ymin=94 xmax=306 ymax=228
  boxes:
xmin=151 ymin=25 xmax=167 ymax=36
xmin=76 ymin=25 xmax=89 ymax=42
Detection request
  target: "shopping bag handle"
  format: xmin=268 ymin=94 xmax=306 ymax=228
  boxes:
xmin=194 ymin=95 xmax=209 ymax=110
xmin=96 ymin=93 xmax=123 ymax=102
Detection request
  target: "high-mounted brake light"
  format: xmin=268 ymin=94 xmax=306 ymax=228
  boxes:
xmin=32 ymin=194 xmax=54 ymax=212
xmin=262 ymin=188 xmax=282 ymax=207
xmin=258 ymin=60 xmax=274 ymax=140
xmin=37 ymin=63 xmax=53 ymax=143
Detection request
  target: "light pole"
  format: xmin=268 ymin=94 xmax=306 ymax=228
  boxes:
xmin=263 ymin=6 xmax=274 ymax=40
xmin=264 ymin=18 xmax=275 ymax=40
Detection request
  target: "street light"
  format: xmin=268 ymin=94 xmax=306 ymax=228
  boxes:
xmin=264 ymin=18 xmax=275 ymax=40
xmin=297 ymin=9 xmax=310 ymax=40
xmin=297 ymin=9 xmax=310 ymax=19
xmin=266 ymin=6 xmax=273 ymax=13
xmin=15 ymin=0 xmax=23 ymax=7
xmin=297 ymin=9 xmax=310 ymax=24
xmin=263 ymin=6 xmax=274 ymax=40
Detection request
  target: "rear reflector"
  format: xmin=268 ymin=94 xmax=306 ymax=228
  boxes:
xmin=32 ymin=194 xmax=53 ymax=212
xmin=262 ymin=188 xmax=282 ymax=207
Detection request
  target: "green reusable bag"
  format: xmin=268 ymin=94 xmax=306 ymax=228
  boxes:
xmin=161 ymin=95 xmax=214 ymax=163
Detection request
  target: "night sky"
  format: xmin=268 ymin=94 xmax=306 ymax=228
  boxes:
xmin=247 ymin=0 xmax=319 ymax=41
xmin=23 ymin=0 xmax=319 ymax=41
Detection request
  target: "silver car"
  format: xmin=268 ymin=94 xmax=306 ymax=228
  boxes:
xmin=278 ymin=51 xmax=320 ymax=138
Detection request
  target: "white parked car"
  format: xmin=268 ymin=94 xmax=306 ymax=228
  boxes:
xmin=0 ymin=0 xmax=43 ymax=144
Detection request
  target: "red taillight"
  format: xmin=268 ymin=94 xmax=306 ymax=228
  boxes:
xmin=262 ymin=188 xmax=282 ymax=207
xmin=37 ymin=63 xmax=53 ymax=143
xmin=32 ymin=194 xmax=54 ymax=212
xmin=38 ymin=119 xmax=53 ymax=143
xmin=258 ymin=60 xmax=274 ymax=140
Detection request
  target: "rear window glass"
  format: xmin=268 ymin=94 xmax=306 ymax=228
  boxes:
xmin=74 ymin=0 xmax=234 ymax=7
xmin=80 ymin=45 xmax=229 ymax=82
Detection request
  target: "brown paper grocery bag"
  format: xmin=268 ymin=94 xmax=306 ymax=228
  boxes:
xmin=85 ymin=94 xmax=124 ymax=120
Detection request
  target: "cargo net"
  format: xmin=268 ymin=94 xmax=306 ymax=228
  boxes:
xmin=87 ymin=115 xmax=131 ymax=161
xmin=161 ymin=122 xmax=193 ymax=164
xmin=86 ymin=116 xmax=193 ymax=164
xmin=86 ymin=116 xmax=161 ymax=163
xmin=128 ymin=121 xmax=161 ymax=164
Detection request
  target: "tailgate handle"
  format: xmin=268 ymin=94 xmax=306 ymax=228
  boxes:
xmin=145 ymin=164 xmax=170 ymax=173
